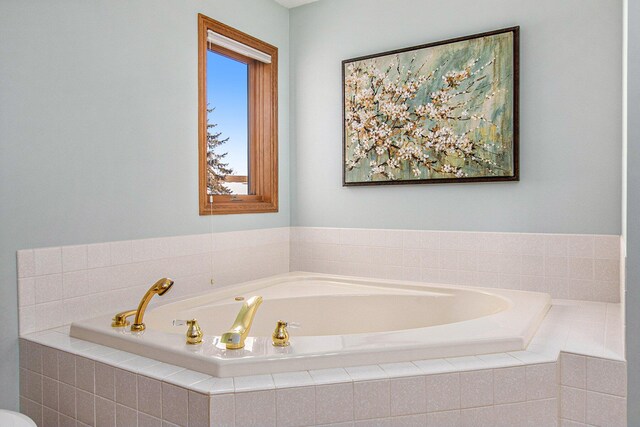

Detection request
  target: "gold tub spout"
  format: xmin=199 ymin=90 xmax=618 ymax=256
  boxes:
xmin=130 ymin=278 xmax=175 ymax=332
xmin=221 ymin=296 xmax=263 ymax=349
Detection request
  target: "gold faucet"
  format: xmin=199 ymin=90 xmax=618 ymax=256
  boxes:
xmin=129 ymin=278 xmax=174 ymax=332
xmin=220 ymin=296 xmax=263 ymax=349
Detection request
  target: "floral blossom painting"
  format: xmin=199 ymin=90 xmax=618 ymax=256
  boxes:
xmin=342 ymin=27 xmax=519 ymax=185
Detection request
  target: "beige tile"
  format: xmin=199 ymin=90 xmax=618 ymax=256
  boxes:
xmin=34 ymin=247 xmax=62 ymax=276
xmin=568 ymin=236 xmax=595 ymax=258
xmin=545 ymin=256 xmax=568 ymax=277
xmin=561 ymin=353 xmax=586 ymax=389
xmin=58 ymin=382 xmax=75 ymax=419
xmin=594 ymin=236 xmax=620 ymax=260
xmin=494 ymin=366 xmax=526 ymax=404
xmin=387 ymin=413 xmax=426 ymax=426
xmin=276 ymin=386 xmax=315 ymax=427
xmin=42 ymin=346 xmax=59 ymax=379
xmin=59 ymin=413 xmax=75 ymax=427
xmin=42 ymin=376 xmax=58 ymax=410
xmin=20 ymin=397 xmax=43 ymax=427
xmin=209 ymin=393 xmax=235 ymax=427
xmin=115 ymin=368 xmax=137 ymax=409
xmin=560 ymin=419 xmax=588 ymax=426
xmin=353 ymin=419 xmax=389 ymax=427
xmin=138 ymin=412 xmax=162 ymax=427
xmin=95 ymin=396 xmax=116 ymax=427
xmin=561 ymin=386 xmax=585 ymax=423
xmin=460 ymin=370 xmax=493 ymax=408
xmin=316 ymin=383 xmax=353 ymax=424
xmin=526 ymin=363 xmax=557 ymax=400
xmin=17 ymin=250 xmax=36 ymax=278
xmin=353 ymin=418 xmax=389 ymax=427
xmin=390 ymin=376 xmax=426 ymax=416
xmin=353 ymin=380 xmax=389 ymax=420
xmin=188 ymin=391 xmax=209 ymax=427
xmin=427 ymin=410 xmax=460 ymax=427
xmin=235 ymin=390 xmax=276 ymax=427
xmin=460 ymin=406 xmax=495 ymax=427
xmin=426 ymin=373 xmax=460 ymax=412
xmin=585 ymin=391 xmax=626 ymax=427
xmin=544 ymin=276 xmax=568 ymax=299
xmin=95 ymin=362 xmax=115 ymax=400
xmin=138 ymin=375 xmax=162 ymax=418
xmin=88 ymin=243 xmax=111 ymax=268
xmin=58 ymin=351 xmax=75 ymax=386
xmin=76 ymin=356 xmax=95 ymax=393
xmin=42 ymin=406 xmax=58 ymax=427
xmin=568 ymin=258 xmax=594 ymax=280
xmin=162 ymin=382 xmax=188 ymax=426
xmin=594 ymin=259 xmax=620 ymax=281
xmin=522 ymin=255 xmax=544 ymax=276
xmin=76 ymin=389 xmax=95 ymax=426
xmin=21 ymin=369 xmax=43 ymax=403
xmin=116 ymin=403 xmax=137 ymax=427
xmin=527 ymin=398 xmax=557 ymax=427
xmin=493 ymin=402 xmax=528 ymax=427
xmin=545 ymin=235 xmax=568 ymax=257
xmin=24 ymin=341 xmax=43 ymax=373
xmin=34 ymin=274 xmax=63 ymax=303
xmin=586 ymin=357 xmax=627 ymax=397
xmin=62 ymin=244 xmax=88 ymax=272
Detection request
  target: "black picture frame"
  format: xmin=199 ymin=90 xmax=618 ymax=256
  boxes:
xmin=342 ymin=26 xmax=519 ymax=186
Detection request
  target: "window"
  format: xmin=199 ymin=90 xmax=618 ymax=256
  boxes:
xmin=198 ymin=14 xmax=278 ymax=215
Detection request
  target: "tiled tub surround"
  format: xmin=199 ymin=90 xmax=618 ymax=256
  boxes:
xmin=19 ymin=300 xmax=625 ymax=427
xmin=291 ymin=228 xmax=622 ymax=303
xmin=15 ymin=227 xmax=625 ymax=425
xmin=16 ymin=227 xmax=621 ymax=335
xmin=16 ymin=228 xmax=290 ymax=335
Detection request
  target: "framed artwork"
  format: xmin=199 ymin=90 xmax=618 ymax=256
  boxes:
xmin=342 ymin=27 xmax=519 ymax=186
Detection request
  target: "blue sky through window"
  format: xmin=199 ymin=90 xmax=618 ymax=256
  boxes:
xmin=206 ymin=50 xmax=248 ymax=176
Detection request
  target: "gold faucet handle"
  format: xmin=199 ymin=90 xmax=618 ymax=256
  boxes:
xmin=272 ymin=320 xmax=291 ymax=347
xmin=174 ymin=319 xmax=203 ymax=345
xmin=112 ymin=309 xmax=137 ymax=328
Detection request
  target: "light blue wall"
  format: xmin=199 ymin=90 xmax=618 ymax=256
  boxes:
xmin=290 ymin=0 xmax=622 ymax=234
xmin=0 ymin=0 xmax=290 ymax=410
xmin=626 ymin=0 xmax=639 ymax=423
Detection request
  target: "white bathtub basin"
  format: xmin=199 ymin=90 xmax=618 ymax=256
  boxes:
xmin=70 ymin=272 xmax=551 ymax=377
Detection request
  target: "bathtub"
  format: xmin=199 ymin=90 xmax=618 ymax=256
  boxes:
xmin=70 ymin=272 xmax=551 ymax=377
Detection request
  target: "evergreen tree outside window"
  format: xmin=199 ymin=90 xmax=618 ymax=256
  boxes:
xmin=206 ymin=107 xmax=233 ymax=195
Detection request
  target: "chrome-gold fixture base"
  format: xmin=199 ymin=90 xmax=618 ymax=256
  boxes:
xmin=111 ymin=309 xmax=137 ymax=328
xmin=130 ymin=323 xmax=146 ymax=332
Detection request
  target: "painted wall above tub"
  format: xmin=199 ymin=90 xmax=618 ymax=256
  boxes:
xmin=290 ymin=0 xmax=623 ymax=235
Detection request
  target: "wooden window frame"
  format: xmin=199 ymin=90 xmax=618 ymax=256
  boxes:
xmin=198 ymin=14 xmax=278 ymax=215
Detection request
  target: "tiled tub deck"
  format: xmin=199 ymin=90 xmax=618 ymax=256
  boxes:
xmin=19 ymin=300 xmax=626 ymax=427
